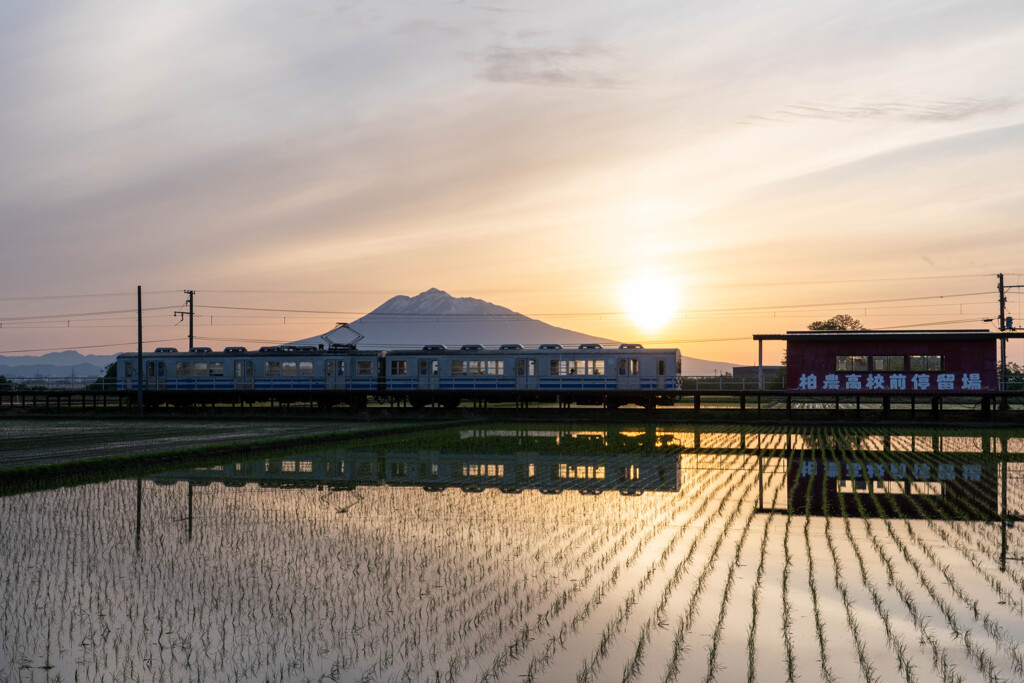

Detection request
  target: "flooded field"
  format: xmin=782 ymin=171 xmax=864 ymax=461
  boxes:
xmin=3 ymin=425 xmax=1024 ymax=682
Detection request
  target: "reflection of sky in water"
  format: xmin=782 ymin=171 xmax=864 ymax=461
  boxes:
xmin=3 ymin=426 xmax=1024 ymax=682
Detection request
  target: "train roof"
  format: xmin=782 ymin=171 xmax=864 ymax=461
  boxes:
xmin=118 ymin=343 xmax=680 ymax=357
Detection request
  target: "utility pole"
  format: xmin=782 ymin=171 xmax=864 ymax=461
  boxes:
xmin=175 ymin=290 xmax=195 ymax=350
xmin=999 ymin=273 xmax=1006 ymax=390
xmin=137 ymin=285 xmax=144 ymax=415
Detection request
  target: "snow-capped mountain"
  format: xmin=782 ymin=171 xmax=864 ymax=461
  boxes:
xmin=294 ymin=288 xmax=614 ymax=349
xmin=291 ymin=289 xmax=736 ymax=375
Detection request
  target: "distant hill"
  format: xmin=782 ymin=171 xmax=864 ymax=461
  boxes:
xmin=292 ymin=288 xmax=737 ymax=375
xmin=0 ymin=351 xmax=116 ymax=379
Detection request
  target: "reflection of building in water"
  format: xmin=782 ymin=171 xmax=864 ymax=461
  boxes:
xmin=786 ymin=454 xmax=999 ymax=520
xmin=150 ymin=450 xmax=681 ymax=495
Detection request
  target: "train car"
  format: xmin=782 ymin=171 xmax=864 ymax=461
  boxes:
xmin=117 ymin=342 xmax=682 ymax=408
xmin=385 ymin=343 xmax=681 ymax=407
xmin=117 ymin=345 xmax=381 ymax=407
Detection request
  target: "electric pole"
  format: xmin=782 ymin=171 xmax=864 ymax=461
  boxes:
xmin=999 ymin=273 xmax=1006 ymax=389
xmin=137 ymin=285 xmax=144 ymax=415
xmin=175 ymin=290 xmax=195 ymax=350
xmin=997 ymin=273 xmax=1022 ymax=397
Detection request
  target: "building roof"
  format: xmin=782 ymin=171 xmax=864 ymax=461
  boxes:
xmin=753 ymin=329 xmax=1024 ymax=342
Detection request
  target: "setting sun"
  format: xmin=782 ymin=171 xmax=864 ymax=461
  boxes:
xmin=619 ymin=274 xmax=682 ymax=331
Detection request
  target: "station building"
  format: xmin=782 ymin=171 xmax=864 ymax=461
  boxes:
xmin=752 ymin=330 xmax=1023 ymax=393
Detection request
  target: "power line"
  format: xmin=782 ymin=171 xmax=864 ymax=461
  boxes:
xmin=0 ymin=339 xmax=183 ymax=354
xmin=0 ymin=290 xmax=180 ymax=302
xmin=0 ymin=306 xmax=181 ymax=324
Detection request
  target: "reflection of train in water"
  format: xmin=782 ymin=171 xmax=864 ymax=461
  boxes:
xmin=117 ymin=342 xmax=682 ymax=408
xmin=150 ymin=450 xmax=683 ymax=495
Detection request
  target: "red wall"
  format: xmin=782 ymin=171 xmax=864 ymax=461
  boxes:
xmin=786 ymin=338 xmax=997 ymax=393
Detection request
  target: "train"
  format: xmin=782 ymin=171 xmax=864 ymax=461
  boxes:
xmin=116 ymin=342 xmax=682 ymax=408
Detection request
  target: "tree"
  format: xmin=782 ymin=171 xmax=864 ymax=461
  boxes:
xmin=807 ymin=314 xmax=865 ymax=331
xmin=85 ymin=363 xmax=117 ymax=391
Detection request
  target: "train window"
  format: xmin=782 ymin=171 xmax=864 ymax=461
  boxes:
xmin=298 ymin=361 xmax=313 ymax=376
xmin=616 ymin=359 xmax=639 ymax=376
xmin=176 ymin=362 xmax=191 ymax=377
xmin=299 ymin=461 xmax=313 ymax=473
xmin=147 ymin=362 xmax=155 ymax=377
xmin=552 ymin=360 xmax=605 ymax=375
xmin=336 ymin=361 xmax=345 ymax=376
xmin=432 ymin=360 xmax=439 ymax=375
xmin=193 ymin=362 xmax=209 ymax=377
xmin=126 ymin=364 xmax=134 ymax=377
xmin=282 ymin=461 xmax=296 ymax=473
xmin=391 ymin=360 xmax=408 ymax=375
xmin=909 ymin=355 xmax=944 ymax=371
xmin=466 ymin=360 xmax=503 ymax=375
xmin=872 ymin=355 xmax=904 ymax=372
xmin=282 ymin=361 xmax=297 ymax=377
xmin=516 ymin=359 xmax=535 ymax=376
xmin=452 ymin=360 xmax=467 ymax=375
xmin=357 ymin=361 xmax=373 ymax=376
xmin=265 ymin=361 xmax=281 ymax=377
xmin=658 ymin=360 xmax=665 ymax=376
xmin=208 ymin=362 xmax=224 ymax=377
xmin=326 ymin=361 xmax=334 ymax=377
xmin=390 ymin=463 xmax=408 ymax=477
xmin=835 ymin=355 xmax=868 ymax=372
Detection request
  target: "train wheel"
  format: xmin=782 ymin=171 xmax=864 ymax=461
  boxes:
xmin=442 ymin=397 xmax=460 ymax=409
xmin=408 ymin=396 xmax=427 ymax=409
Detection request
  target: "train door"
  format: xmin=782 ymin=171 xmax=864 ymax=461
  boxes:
xmin=234 ymin=360 xmax=254 ymax=390
xmin=326 ymin=359 xmax=347 ymax=390
xmin=516 ymin=358 xmax=537 ymax=391
xmin=616 ymin=357 xmax=640 ymax=390
xmin=147 ymin=361 xmax=166 ymax=390
xmin=418 ymin=359 xmax=440 ymax=390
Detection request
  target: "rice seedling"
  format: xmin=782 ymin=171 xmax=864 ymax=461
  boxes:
xmin=4 ymin=423 xmax=1024 ymax=682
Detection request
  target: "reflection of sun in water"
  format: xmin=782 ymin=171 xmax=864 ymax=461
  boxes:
xmin=619 ymin=274 xmax=681 ymax=332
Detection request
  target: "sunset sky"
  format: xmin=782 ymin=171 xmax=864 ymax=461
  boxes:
xmin=2 ymin=0 xmax=1023 ymax=365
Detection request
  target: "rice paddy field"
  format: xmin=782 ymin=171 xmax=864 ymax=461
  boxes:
xmin=3 ymin=424 xmax=1024 ymax=682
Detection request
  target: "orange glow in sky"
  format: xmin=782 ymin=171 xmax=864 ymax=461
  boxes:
xmin=1 ymin=1 xmax=1023 ymax=366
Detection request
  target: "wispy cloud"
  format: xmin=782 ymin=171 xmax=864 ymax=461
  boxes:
xmin=761 ymin=97 xmax=1019 ymax=124
xmin=479 ymin=42 xmax=623 ymax=88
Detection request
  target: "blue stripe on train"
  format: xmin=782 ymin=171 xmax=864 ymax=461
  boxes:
xmin=437 ymin=379 xmax=517 ymax=390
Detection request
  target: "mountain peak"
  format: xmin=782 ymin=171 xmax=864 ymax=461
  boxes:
xmin=362 ymin=289 xmax=517 ymax=318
